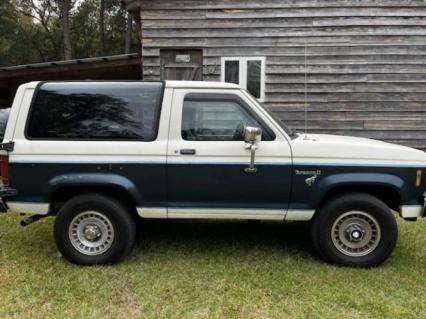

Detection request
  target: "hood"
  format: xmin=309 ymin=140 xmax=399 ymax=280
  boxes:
xmin=290 ymin=133 xmax=426 ymax=165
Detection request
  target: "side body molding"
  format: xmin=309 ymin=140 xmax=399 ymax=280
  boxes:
xmin=45 ymin=173 xmax=142 ymax=204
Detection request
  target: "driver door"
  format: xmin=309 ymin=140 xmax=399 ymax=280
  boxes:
xmin=166 ymin=88 xmax=292 ymax=219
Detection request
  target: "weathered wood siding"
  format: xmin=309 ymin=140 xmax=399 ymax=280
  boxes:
xmin=135 ymin=0 xmax=426 ymax=150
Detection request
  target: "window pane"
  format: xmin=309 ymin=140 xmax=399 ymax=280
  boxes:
xmin=247 ymin=60 xmax=261 ymax=98
xmin=225 ymin=60 xmax=239 ymax=84
xmin=27 ymin=82 xmax=163 ymax=140
xmin=182 ymin=99 xmax=261 ymax=141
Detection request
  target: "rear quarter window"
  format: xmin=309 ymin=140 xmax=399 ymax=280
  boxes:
xmin=26 ymin=82 xmax=164 ymax=141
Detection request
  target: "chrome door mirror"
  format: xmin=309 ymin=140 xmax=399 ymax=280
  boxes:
xmin=244 ymin=126 xmax=262 ymax=146
xmin=243 ymin=126 xmax=261 ymax=173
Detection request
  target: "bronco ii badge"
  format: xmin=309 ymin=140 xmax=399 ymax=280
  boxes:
xmin=295 ymin=170 xmax=322 ymax=187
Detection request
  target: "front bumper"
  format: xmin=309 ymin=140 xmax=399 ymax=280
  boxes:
xmin=0 ymin=187 xmax=17 ymax=213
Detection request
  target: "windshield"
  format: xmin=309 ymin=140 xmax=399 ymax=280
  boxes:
xmin=241 ymin=90 xmax=296 ymax=138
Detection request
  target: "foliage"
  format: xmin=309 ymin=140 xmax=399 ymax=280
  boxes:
xmin=0 ymin=214 xmax=425 ymax=318
xmin=0 ymin=0 xmax=139 ymax=66
xmin=0 ymin=0 xmax=56 ymax=65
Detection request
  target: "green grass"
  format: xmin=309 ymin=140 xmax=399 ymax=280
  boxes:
xmin=0 ymin=214 xmax=425 ymax=319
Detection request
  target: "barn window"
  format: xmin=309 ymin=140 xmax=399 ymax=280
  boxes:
xmin=221 ymin=57 xmax=265 ymax=101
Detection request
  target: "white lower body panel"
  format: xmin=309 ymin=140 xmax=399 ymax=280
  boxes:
xmin=137 ymin=207 xmax=167 ymax=218
xmin=6 ymin=201 xmax=50 ymax=215
xmin=5 ymin=202 xmax=317 ymax=222
xmin=285 ymin=210 xmax=316 ymax=221
xmin=399 ymin=205 xmax=424 ymax=218
xmin=137 ymin=207 xmax=316 ymax=221
xmin=167 ymin=208 xmax=285 ymax=220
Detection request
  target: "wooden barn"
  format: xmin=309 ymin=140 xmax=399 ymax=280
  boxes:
xmin=123 ymin=0 xmax=426 ymax=150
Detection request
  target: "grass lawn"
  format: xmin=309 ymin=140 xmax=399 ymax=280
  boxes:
xmin=0 ymin=213 xmax=425 ymax=319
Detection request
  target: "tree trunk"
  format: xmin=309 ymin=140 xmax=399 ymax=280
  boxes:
xmin=125 ymin=12 xmax=133 ymax=54
xmin=99 ymin=0 xmax=106 ymax=56
xmin=61 ymin=0 xmax=72 ymax=60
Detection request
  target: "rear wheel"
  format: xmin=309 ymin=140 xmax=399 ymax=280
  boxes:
xmin=54 ymin=194 xmax=136 ymax=265
xmin=311 ymin=193 xmax=398 ymax=268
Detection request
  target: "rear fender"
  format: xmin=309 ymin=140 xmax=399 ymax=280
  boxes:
xmin=45 ymin=173 xmax=141 ymax=203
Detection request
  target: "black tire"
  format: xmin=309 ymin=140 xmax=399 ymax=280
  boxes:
xmin=54 ymin=193 xmax=136 ymax=265
xmin=311 ymin=193 xmax=398 ymax=268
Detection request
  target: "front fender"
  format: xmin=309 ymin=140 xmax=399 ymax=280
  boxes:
xmin=313 ymin=173 xmax=408 ymax=206
xmin=44 ymin=173 xmax=142 ymax=203
xmin=290 ymin=171 xmax=409 ymax=210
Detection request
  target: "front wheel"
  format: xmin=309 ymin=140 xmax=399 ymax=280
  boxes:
xmin=311 ymin=193 xmax=398 ymax=268
xmin=54 ymin=194 xmax=136 ymax=265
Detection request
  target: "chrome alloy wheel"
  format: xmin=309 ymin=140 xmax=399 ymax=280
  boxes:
xmin=331 ymin=211 xmax=381 ymax=257
xmin=68 ymin=211 xmax=115 ymax=256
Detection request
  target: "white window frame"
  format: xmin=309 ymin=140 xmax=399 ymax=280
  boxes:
xmin=221 ymin=57 xmax=266 ymax=102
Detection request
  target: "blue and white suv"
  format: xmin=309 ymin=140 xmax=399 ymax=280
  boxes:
xmin=0 ymin=80 xmax=425 ymax=267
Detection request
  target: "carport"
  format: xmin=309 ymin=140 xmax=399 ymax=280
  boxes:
xmin=0 ymin=53 xmax=142 ymax=109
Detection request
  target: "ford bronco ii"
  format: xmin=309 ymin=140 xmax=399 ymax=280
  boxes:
xmin=0 ymin=81 xmax=425 ymax=267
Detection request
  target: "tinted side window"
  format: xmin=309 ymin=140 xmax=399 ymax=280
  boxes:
xmin=27 ymin=82 xmax=163 ymax=141
xmin=182 ymin=97 xmax=273 ymax=141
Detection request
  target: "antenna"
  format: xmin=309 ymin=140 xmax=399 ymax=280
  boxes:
xmin=304 ymin=42 xmax=309 ymax=138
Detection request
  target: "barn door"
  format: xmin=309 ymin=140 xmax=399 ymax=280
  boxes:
xmin=160 ymin=50 xmax=203 ymax=81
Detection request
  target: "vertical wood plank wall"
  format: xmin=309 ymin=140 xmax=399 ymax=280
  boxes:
xmin=137 ymin=0 xmax=426 ymax=150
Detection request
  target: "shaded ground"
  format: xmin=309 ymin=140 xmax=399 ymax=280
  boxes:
xmin=0 ymin=214 xmax=425 ymax=318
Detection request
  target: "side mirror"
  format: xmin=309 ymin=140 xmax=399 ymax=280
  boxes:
xmin=244 ymin=126 xmax=262 ymax=145
xmin=243 ymin=126 xmax=261 ymax=173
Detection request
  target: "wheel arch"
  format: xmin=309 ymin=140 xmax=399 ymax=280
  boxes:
xmin=312 ymin=173 xmax=406 ymax=218
xmin=45 ymin=173 xmax=141 ymax=215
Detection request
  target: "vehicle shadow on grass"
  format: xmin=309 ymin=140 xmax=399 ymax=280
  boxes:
xmin=132 ymin=219 xmax=316 ymax=260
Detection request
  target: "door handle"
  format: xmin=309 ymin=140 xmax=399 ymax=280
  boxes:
xmin=180 ymin=149 xmax=196 ymax=155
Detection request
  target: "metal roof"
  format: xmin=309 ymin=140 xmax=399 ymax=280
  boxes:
xmin=0 ymin=53 xmax=140 ymax=73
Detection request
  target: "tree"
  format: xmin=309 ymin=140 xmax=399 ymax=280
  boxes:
xmin=125 ymin=12 xmax=133 ymax=54
xmin=15 ymin=0 xmax=62 ymax=61
xmin=0 ymin=0 xmax=140 ymax=67
xmin=99 ymin=0 xmax=106 ymax=56
xmin=60 ymin=0 xmax=73 ymax=59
